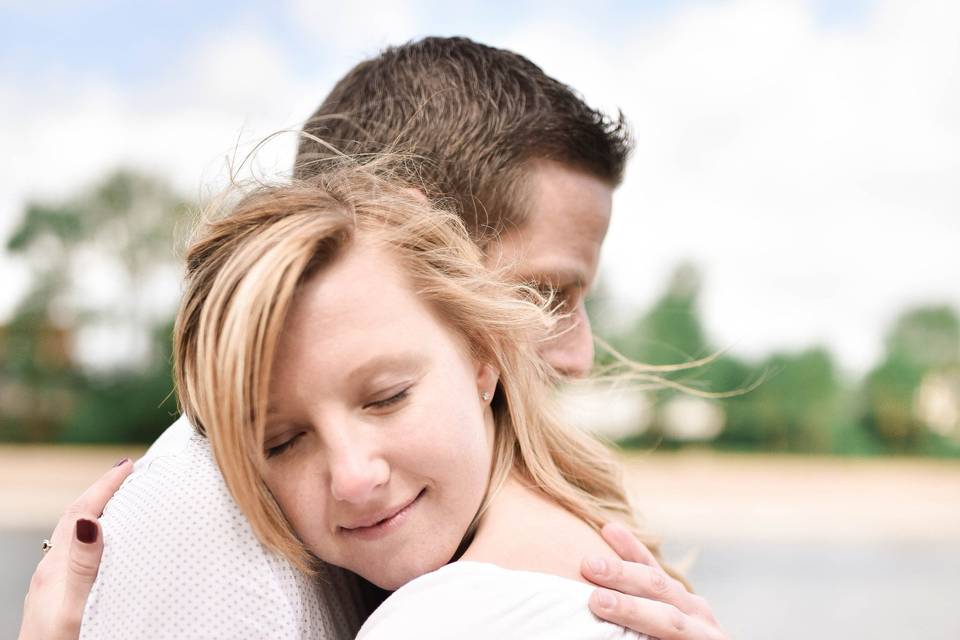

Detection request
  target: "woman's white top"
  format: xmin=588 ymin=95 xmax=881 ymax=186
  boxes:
xmin=357 ymin=561 xmax=649 ymax=640
xmin=79 ymin=416 xmax=364 ymax=640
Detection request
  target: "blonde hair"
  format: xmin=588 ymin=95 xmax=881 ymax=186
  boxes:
xmin=174 ymin=160 xmax=682 ymax=583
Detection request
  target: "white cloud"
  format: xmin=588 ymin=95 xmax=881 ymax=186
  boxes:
xmin=2 ymin=1 xmax=957 ymax=374
xmin=0 ymin=26 xmax=326 ymax=330
xmin=290 ymin=0 xmax=423 ymax=52
xmin=509 ymin=0 xmax=959 ymax=372
xmin=3 ymin=24 xmax=333 ymax=194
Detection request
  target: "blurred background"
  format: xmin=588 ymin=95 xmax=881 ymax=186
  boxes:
xmin=1 ymin=1 xmax=958 ymax=638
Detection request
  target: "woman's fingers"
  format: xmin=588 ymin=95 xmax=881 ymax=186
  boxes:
xmin=588 ymin=588 xmax=726 ymax=640
xmin=61 ymin=518 xmax=103 ymax=626
xmin=49 ymin=458 xmax=132 ymax=550
xmin=73 ymin=457 xmax=133 ymax=517
xmin=21 ymin=519 xmax=102 ymax=640
xmin=18 ymin=458 xmax=132 ymax=640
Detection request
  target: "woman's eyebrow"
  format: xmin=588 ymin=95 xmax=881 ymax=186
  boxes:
xmin=346 ymin=353 xmax=428 ymax=385
xmin=264 ymin=354 xmax=427 ymax=418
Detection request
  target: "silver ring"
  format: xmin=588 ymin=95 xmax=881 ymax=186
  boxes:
xmin=41 ymin=538 xmax=53 ymax=554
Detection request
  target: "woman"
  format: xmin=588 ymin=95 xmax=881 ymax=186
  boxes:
xmin=176 ymin=162 xmax=688 ymax=638
xmin=20 ymin=163 xmax=723 ymax=640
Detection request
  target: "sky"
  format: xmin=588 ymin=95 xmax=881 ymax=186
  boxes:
xmin=1 ymin=0 xmax=957 ymax=375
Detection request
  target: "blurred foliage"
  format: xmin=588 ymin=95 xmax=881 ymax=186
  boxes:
xmin=613 ymin=263 xmax=710 ymax=366
xmin=0 ymin=171 xmax=188 ymax=443
xmin=720 ymin=348 xmax=840 ymax=452
xmin=1 ymin=170 xmax=958 ymax=457
xmin=605 ymin=264 xmax=960 ymax=457
xmin=860 ymin=306 xmax=960 ymax=453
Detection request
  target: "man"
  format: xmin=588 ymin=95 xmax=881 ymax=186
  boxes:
xmin=295 ymin=37 xmax=625 ymax=378
xmin=20 ymin=37 xmax=724 ymax=640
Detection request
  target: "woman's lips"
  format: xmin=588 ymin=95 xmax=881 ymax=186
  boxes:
xmin=340 ymin=489 xmax=425 ymax=540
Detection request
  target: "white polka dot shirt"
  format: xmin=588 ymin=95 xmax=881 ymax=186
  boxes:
xmin=79 ymin=416 xmax=364 ymax=639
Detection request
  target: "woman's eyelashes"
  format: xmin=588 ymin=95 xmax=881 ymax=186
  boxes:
xmin=264 ymin=385 xmax=414 ymax=458
xmin=265 ymin=432 xmax=304 ymax=459
xmin=364 ymin=386 xmax=412 ymax=411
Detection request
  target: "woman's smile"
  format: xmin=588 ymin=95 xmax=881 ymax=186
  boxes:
xmin=339 ymin=489 xmax=426 ymax=541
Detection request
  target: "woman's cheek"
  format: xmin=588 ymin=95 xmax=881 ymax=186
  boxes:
xmin=268 ymin=461 xmax=321 ymax=540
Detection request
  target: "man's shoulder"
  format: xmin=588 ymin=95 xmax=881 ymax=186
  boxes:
xmin=110 ymin=416 xmax=227 ymax=514
xmin=81 ymin=417 xmax=364 ymax=640
xmin=101 ymin=417 xmax=236 ymax=538
xmin=136 ymin=414 xmax=196 ymax=465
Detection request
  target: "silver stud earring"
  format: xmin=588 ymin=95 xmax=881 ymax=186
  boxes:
xmin=481 ymin=391 xmax=490 ymax=402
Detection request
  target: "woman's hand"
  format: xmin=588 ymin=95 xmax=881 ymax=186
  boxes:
xmin=18 ymin=458 xmax=133 ymax=640
xmin=582 ymin=522 xmax=727 ymax=640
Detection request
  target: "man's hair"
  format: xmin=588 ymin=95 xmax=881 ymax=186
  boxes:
xmin=295 ymin=36 xmax=632 ymax=242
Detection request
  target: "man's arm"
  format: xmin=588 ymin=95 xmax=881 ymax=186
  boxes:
xmin=582 ymin=523 xmax=728 ymax=640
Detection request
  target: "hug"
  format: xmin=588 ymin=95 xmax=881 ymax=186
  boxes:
xmin=20 ymin=37 xmax=724 ymax=640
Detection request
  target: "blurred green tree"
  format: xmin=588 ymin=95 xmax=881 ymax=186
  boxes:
xmin=1 ymin=170 xmax=190 ymax=442
xmin=719 ymin=347 xmax=840 ymax=452
xmin=604 ymin=263 xmax=762 ymax=447
xmin=613 ymin=262 xmax=709 ymax=366
xmin=594 ymin=265 xmax=960 ymax=456
xmin=861 ymin=306 xmax=960 ymax=453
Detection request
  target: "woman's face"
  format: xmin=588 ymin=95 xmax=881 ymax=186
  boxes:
xmin=262 ymin=239 xmax=498 ymax=590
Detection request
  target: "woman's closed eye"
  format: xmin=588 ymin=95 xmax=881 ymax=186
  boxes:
xmin=364 ymin=386 xmax=412 ymax=411
xmin=265 ymin=432 xmax=305 ymax=459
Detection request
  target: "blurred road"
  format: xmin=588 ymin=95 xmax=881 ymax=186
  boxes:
xmin=3 ymin=446 xmax=959 ymax=639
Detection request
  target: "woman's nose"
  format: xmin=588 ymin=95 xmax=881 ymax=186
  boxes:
xmin=328 ymin=435 xmax=390 ymax=504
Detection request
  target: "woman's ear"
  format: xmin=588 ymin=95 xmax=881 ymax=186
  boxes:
xmin=476 ymin=362 xmax=500 ymax=402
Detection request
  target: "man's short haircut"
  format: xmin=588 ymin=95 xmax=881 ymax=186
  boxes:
xmin=295 ymin=36 xmax=632 ymax=242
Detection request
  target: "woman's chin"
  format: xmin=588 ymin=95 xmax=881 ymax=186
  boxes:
xmin=357 ymin=553 xmax=451 ymax=591
xmin=369 ymin=573 xmax=409 ymax=592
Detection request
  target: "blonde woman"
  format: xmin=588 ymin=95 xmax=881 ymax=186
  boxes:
xmin=18 ymin=164 xmax=725 ymax=640
xmin=21 ymin=37 xmax=731 ymax=640
xmin=170 ymin=165 xmax=717 ymax=639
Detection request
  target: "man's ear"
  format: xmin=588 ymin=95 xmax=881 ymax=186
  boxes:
xmin=476 ymin=362 xmax=500 ymax=402
xmin=402 ymin=187 xmax=430 ymax=205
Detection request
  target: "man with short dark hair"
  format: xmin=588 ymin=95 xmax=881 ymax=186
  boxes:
xmin=294 ymin=38 xmax=724 ymax=636
xmin=296 ymin=37 xmax=629 ymax=378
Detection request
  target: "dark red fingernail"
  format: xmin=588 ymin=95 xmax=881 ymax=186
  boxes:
xmin=112 ymin=457 xmax=129 ymax=468
xmin=76 ymin=518 xmax=98 ymax=544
